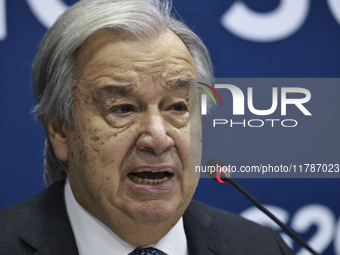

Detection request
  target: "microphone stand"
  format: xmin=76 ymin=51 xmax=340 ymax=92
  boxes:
xmin=225 ymin=177 xmax=320 ymax=255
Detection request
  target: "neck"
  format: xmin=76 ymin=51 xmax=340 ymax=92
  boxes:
xmin=91 ymin=206 xmax=184 ymax=246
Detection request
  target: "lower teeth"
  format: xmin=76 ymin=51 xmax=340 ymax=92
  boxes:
xmin=128 ymin=174 xmax=169 ymax=185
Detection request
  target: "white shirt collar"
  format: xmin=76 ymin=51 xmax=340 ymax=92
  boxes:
xmin=64 ymin=180 xmax=189 ymax=255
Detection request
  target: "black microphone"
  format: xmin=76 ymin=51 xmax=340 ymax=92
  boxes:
xmin=205 ymin=157 xmax=320 ymax=255
xmin=205 ymin=157 xmax=232 ymax=182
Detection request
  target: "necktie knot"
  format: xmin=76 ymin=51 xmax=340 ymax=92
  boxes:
xmin=129 ymin=247 xmax=165 ymax=255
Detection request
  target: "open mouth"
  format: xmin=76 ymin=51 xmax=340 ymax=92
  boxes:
xmin=127 ymin=171 xmax=174 ymax=185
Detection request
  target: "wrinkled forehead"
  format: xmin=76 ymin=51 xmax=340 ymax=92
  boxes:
xmin=72 ymin=28 xmax=202 ymax=120
xmin=75 ymin=29 xmax=197 ymax=82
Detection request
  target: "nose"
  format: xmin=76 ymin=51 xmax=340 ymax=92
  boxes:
xmin=136 ymin=110 xmax=175 ymax=154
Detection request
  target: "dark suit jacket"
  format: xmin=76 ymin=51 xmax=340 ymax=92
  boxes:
xmin=0 ymin=181 xmax=294 ymax=255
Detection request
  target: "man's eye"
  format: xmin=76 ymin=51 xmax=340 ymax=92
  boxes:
xmin=170 ymin=103 xmax=186 ymax=111
xmin=114 ymin=105 xmax=133 ymax=113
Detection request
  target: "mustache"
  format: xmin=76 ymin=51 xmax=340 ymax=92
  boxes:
xmin=120 ymin=148 xmax=183 ymax=174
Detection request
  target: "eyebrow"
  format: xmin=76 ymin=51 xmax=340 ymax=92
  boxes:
xmin=96 ymin=84 xmax=136 ymax=97
xmin=166 ymin=78 xmax=192 ymax=91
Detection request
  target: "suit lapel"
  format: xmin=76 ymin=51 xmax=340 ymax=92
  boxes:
xmin=19 ymin=181 xmax=79 ymax=255
xmin=183 ymin=200 xmax=229 ymax=255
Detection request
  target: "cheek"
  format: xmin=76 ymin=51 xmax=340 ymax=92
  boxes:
xmin=67 ymin=129 xmax=131 ymax=202
xmin=92 ymin=132 xmax=135 ymax=170
xmin=173 ymin=127 xmax=191 ymax=163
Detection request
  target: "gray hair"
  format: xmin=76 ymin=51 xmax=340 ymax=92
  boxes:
xmin=32 ymin=0 xmax=213 ymax=185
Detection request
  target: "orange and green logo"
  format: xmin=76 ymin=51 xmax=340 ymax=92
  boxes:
xmin=196 ymin=82 xmax=222 ymax=115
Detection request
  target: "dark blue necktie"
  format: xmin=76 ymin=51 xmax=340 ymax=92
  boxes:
xmin=128 ymin=247 xmax=165 ymax=255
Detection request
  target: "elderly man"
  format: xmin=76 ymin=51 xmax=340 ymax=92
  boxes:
xmin=0 ymin=0 xmax=294 ymax=254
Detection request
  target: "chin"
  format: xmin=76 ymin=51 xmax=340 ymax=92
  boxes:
xmin=131 ymin=200 xmax=183 ymax=225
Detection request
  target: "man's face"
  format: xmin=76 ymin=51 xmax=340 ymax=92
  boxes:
xmin=57 ymin=30 xmax=201 ymax=230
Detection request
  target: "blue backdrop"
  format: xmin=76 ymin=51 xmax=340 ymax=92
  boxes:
xmin=1 ymin=1 xmax=339 ymax=254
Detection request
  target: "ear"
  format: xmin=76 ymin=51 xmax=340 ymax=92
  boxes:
xmin=46 ymin=119 xmax=69 ymax=162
